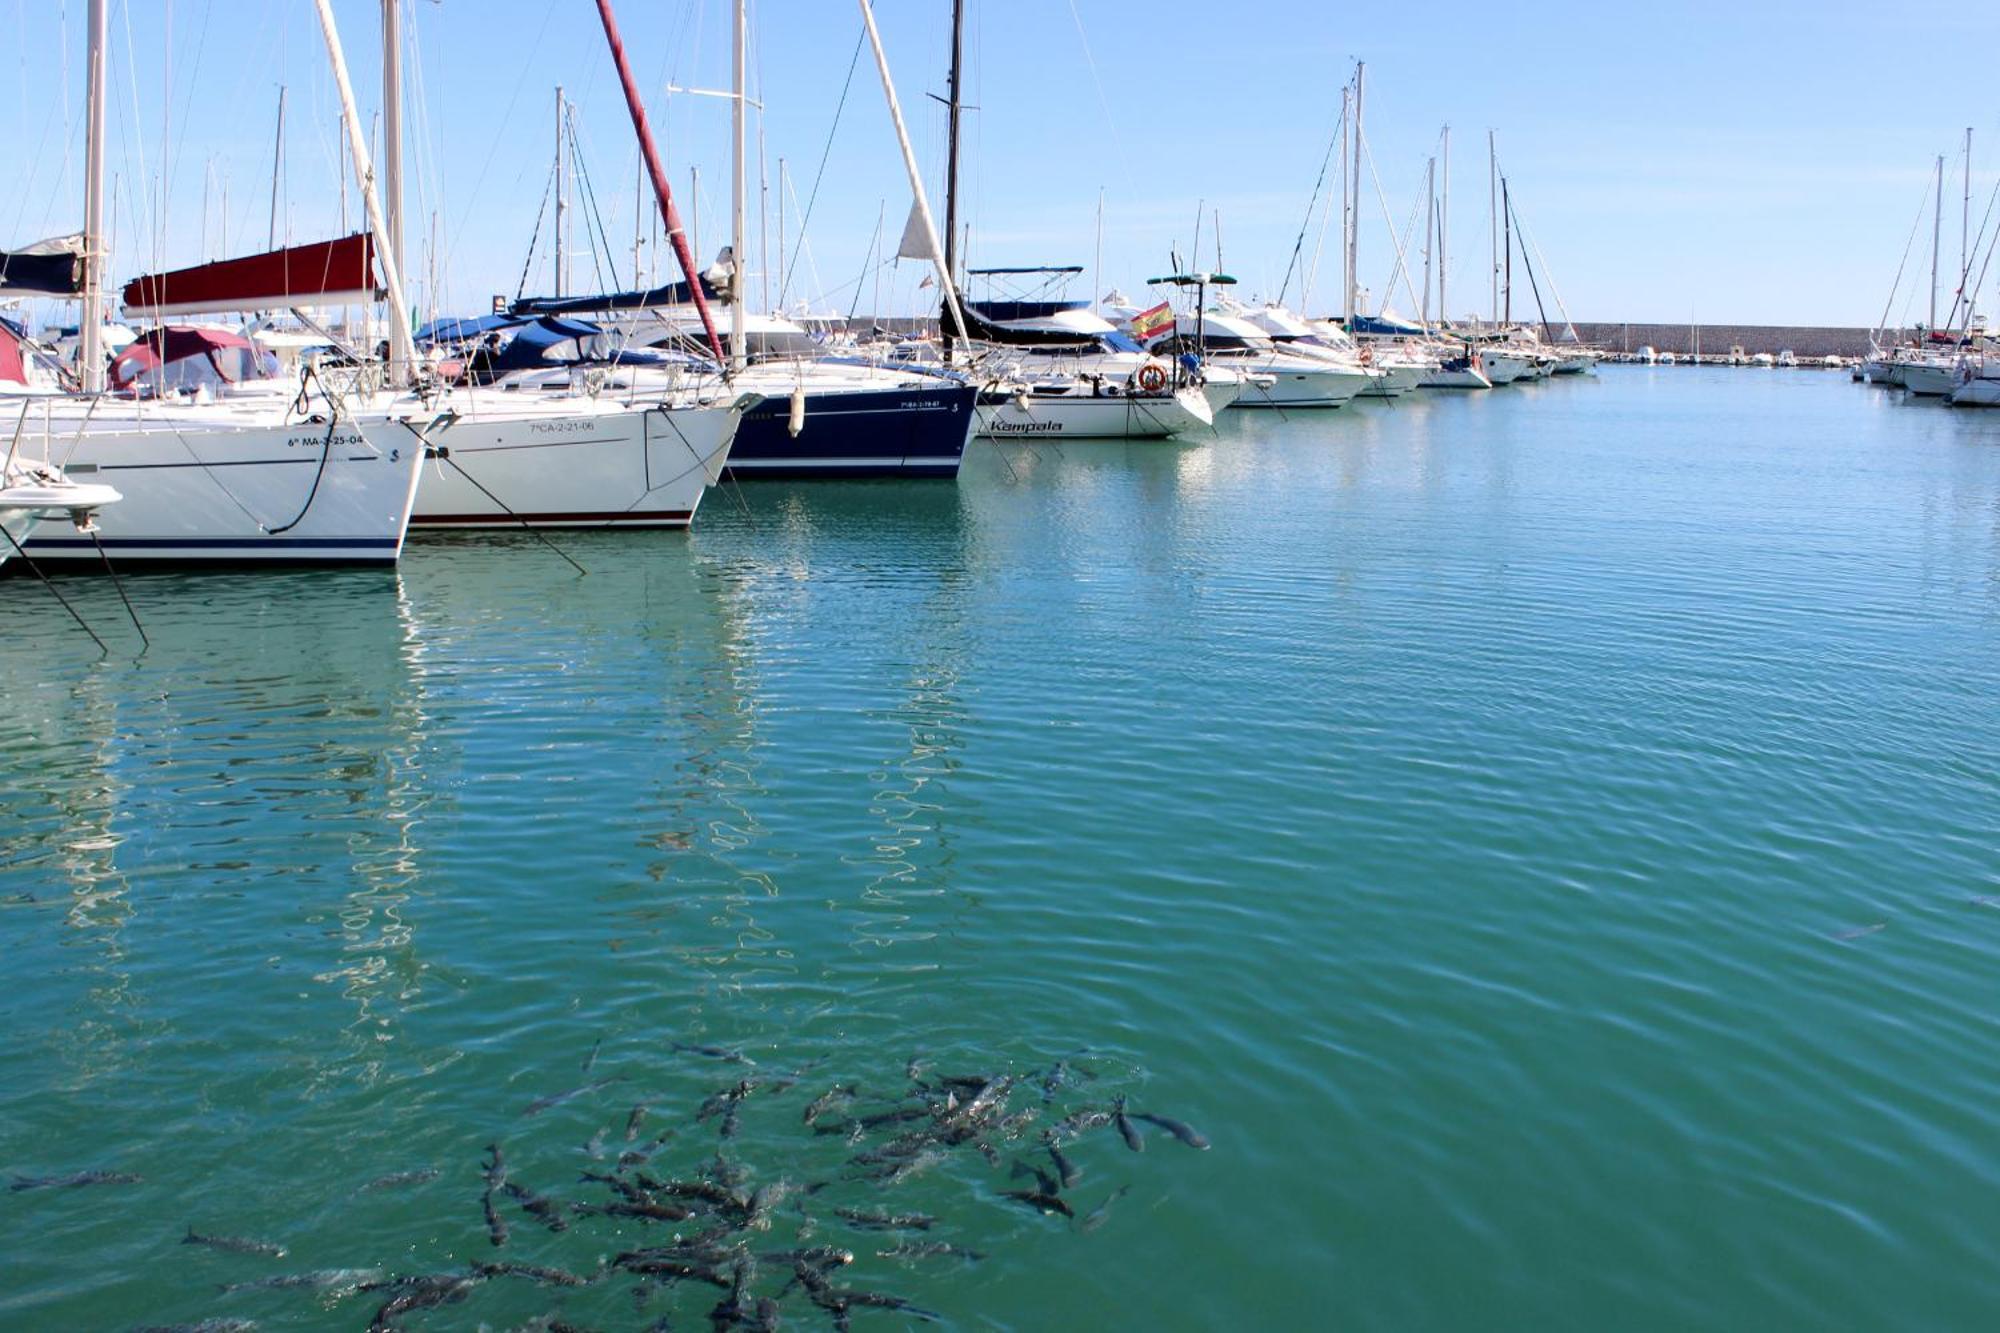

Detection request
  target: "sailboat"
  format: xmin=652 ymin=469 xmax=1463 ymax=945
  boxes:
xmin=15 ymin=0 xmax=428 ymax=566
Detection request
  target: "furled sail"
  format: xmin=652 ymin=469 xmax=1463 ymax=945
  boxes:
xmin=121 ymin=233 xmax=380 ymax=317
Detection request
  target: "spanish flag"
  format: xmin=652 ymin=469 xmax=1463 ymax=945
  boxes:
xmin=1129 ymin=300 xmax=1174 ymax=342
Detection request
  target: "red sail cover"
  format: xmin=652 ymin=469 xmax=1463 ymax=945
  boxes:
xmin=122 ymin=234 xmax=381 ymax=317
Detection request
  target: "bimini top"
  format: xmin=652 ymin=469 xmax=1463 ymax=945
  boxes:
xmin=109 ymin=326 xmax=265 ymax=393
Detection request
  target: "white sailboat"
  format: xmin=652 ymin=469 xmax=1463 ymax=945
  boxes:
xmin=18 ymin=0 xmax=428 ymax=566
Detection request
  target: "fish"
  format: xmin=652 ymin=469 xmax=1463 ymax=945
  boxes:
xmin=471 ymin=1260 xmax=595 ymax=1288
xmin=905 ymin=1056 xmax=931 ymax=1081
xmin=356 ymin=1167 xmax=439 ymax=1193
xmin=698 ymin=1080 xmax=758 ymax=1122
xmin=481 ymin=1144 xmax=510 ymax=1248
xmin=831 ymin=1206 xmax=936 ymax=1232
xmin=1045 ymin=1137 xmax=1081 ymax=1188
xmin=1053 ymin=1107 xmax=1112 ymax=1140
xmin=1010 ymin=1158 xmax=1060 ymax=1197
xmin=625 ymin=1103 xmax=651 ymax=1141
xmin=829 ymin=1287 xmax=942 ymax=1321
xmin=363 ymin=1273 xmax=479 ymax=1330
xmin=220 ymin=1267 xmax=384 ymax=1295
xmin=573 ymin=1199 xmax=695 ymax=1223
xmin=582 ymin=1038 xmax=603 ymax=1072
xmin=1832 ymin=922 xmax=1887 ymax=941
xmin=522 ymin=1076 xmax=627 ymax=1118
xmin=876 ymin=1242 xmax=985 ymax=1262
xmin=746 ymin=1181 xmax=792 ymax=1230
xmin=1132 ymin=1111 xmax=1211 ymax=1150
xmin=802 ymin=1085 xmax=854 ymax=1127
xmin=584 ymin=1127 xmax=608 ymax=1159
xmin=674 ymin=1042 xmax=752 ymax=1064
xmin=131 ymin=1322 xmax=259 ymax=1333
xmin=1039 ymin=1060 xmax=1071 ymax=1101
xmin=505 ymin=1180 xmax=570 ymax=1233
xmin=1080 ymin=1185 xmax=1130 ymax=1233
xmin=857 ymin=1105 xmax=930 ymax=1130
xmin=721 ymin=1102 xmax=742 ymax=1140
xmin=999 ymin=1188 xmax=1073 ymax=1218
xmin=183 ymin=1227 xmax=288 ymax=1259
xmin=1113 ymin=1096 xmax=1145 ymax=1152
xmin=10 ymin=1170 xmax=142 ymax=1191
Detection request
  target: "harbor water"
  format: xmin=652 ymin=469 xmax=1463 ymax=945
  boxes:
xmin=4 ymin=366 xmax=1999 ymax=1330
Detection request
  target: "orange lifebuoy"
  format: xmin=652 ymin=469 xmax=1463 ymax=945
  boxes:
xmin=1358 ymin=343 xmax=1374 ymax=365
xmin=1135 ymin=362 xmax=1169 ymax=394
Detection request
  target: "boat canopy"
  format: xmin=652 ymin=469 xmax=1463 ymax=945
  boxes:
xmin=122 ymin=234 xmax=381 ymax=318
xmin=490 ymin=317 xmax=608 ymax=374
xmin=0 ymin=233 xmax=85 ymax=297
xmin=0 ymin=316 xmax=27 ymax=384
xmin=108 ymin=326 xmax=270 ymax=393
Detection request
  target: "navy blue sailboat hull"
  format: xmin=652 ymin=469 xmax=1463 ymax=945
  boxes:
xmin=722 ymin=383 xmax=976 ymax=480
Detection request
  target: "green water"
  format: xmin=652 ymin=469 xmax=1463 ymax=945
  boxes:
xmin=4 ymin=367 xmax=1999 ymax=1330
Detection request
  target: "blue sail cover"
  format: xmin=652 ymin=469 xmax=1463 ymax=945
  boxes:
xmin=511 ymin=277 xmax=720 ymax=317
xmin=1349 ymin=312 xmax=1426 ymax=336
xmin=489 ymin=317 xmax=606 ymax=374
xmin=416 ymin=313 xmax=522 ymax=344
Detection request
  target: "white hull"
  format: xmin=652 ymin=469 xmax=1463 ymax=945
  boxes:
xmin=1228 ymin=362 xmax=1369 ymax=408
xmin=19 ymin=411 xmax=423 ymax=564
xmin=1356 ymin=364 xmax=1424 ymax=397
xmin=413 ymin=395 xmax=750 ymax=529
xmin=1948 ymin=376 xmax=2000 ymax=407
xmin=976 ymin=385 xmax=1212 ymax=439
xmin=1478 ymin=350 xmax=1531 ymax=384
xmin=1899 ymin=363 xmax=1958 ymax=397
xmin=1420 ymin=363 xmax=1492 ymax=389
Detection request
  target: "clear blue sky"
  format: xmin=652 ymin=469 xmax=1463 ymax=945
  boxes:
xmin=6 ymin=0 xmax=2000 ymax=328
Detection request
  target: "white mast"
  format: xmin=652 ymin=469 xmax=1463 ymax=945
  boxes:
xmin=554 ymin=87 xmax=569 ymax=299
xmin=80 ymin=0 xmax=108 ymax=393
xmin=312 ymin=0 xmax=417 ymax=389
xmin=730 ymin=0 xmax=747 ymax=373
xmin=1932 ymin=153 xmax=1942 ymax=332
xmin=1347 ymin=62 xmax=1364 ymax=326
xmin=1440 ymin=124 xmax=1450 ymax=326
xmin=855 ymin=0 xmax=966 ymax=350
xmin=382 ymin=0 xmax=401 ymax=283
xmin=381 ymin=0 xmax=406 ymax=384
xmin=777 ymin=158 xmax=788 ymax=306
xmin=1963 ymin=127 xmax=1972 ymax=308
xmin=268 ymin=85 xmax=287 ymax=249
xmin=1489 ymin=129 xmax=1498 ymax=326
xmin=1420 ymin=155 xmax=1434 ymax=328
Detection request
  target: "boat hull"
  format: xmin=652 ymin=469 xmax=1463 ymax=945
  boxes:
xmin=722 ymin=383 xmax=976 ymax=480
xmin=1230 ymin=364 xmax=1370 ymax=408
xmin=20 ymin=414 xmax=424 ymax=565
xmin=412 ymin=398 xmax=746 ymax=529
xmin=976 ymin=386 xmax=1211 ymax=439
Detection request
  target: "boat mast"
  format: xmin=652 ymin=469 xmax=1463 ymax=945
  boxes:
xmin=1931 ymin=153 xmax=1942 ymax=333
xmin=381 ymin=0 xmax=407 ymax=384
xmin=1346 ymin=62 xmax=1363 ymax=327
xmin=592 ymin=0 xmax=725 ymax=364
xmin=730 ymin=0 xmax=746 ymax=372
xmin=855 ymin=0 xmax=966 ymax=355
xmin=1336 ymin=82 xmax=1350 ymax=321
xmin=554 ymin=86 xmax=568 ymax=299
xmin=1488 ymin=130 xmax=1498 ymax=327
xmin=1439 ymin=125 xmax=1449 ymax=326
xmin=80 ymin=0 xmax=107 ymax=393
xmin=1420 ymin=155 xmax=1434 ymax=328
xmin=942 ymin=0 xmax=966 ymax=362
xmin=312 ymin=0 xmax=417 ymax=389
xmin=382 ymin=0 xmax=401 ymax=289
xmin=1502 ymin=173 xmax=1512 ymax=325
xmin=1963 ymin=127 xmax=1972 ymax=312
xmin=777 ymin=157 xmax=787 ymax=307
xmin=268 ymin=86 xmax=287 ymax=249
